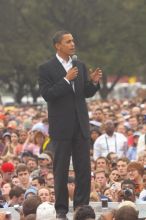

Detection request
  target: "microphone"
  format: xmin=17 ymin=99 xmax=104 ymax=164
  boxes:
xmin=72 ymin=55 xmax=77 ymax=67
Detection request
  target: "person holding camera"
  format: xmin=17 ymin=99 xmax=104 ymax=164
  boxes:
xmin=117 ymin=179 xmax=136 ymax=203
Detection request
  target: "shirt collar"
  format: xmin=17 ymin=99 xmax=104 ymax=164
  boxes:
xmin=56 ymin=53 xmax=72 ymax=65
xmin=105 ymin=132 xmax=116 ymax=138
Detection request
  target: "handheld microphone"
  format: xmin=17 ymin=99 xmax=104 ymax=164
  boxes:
xmin=72 ymin=55 xmax=77 ymax=67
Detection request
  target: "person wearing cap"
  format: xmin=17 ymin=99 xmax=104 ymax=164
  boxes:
xmin=126 ymin=132 xmax=141 ymax=161
xmin=1 ymin=162 xmax=15 ymax=183
xmin=38 ymin=153 xmax=53 ymax=170
xmin=36 ymin=202 xmax=56 ymax=220
xmin=24 ymin=186 xmax=38 ymax=199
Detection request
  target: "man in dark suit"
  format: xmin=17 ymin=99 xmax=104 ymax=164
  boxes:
xmin=38 ymin=30 xmax=102 ymax=219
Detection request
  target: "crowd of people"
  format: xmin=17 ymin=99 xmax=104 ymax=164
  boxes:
xmin=0 ymin=97 xmax=146 ymax=219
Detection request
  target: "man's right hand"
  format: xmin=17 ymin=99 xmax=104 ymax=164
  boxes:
xmin=65 ymin=67 xmax=78 ymax=81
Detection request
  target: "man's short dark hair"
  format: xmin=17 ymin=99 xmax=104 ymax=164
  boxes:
xmin=52 ymin=30 xmax=70 ymax=45
xmin=32 ymin=176 xmax=45 ymax=185
xmin=23 ymin=195 xmax=41 ymax=217
xmin=115 ymin=206 xmax=138 ymax=220
xmin=73 ymin=205 xmax=96 ymax=220
xmin=9 ymin=186 xmax=25 ymax=199
xmin=16 ymin=163 xmax=29 ymax=175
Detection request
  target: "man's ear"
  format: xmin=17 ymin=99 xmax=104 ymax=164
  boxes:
xmin=55 ymin=42 xmax=60 ymax=51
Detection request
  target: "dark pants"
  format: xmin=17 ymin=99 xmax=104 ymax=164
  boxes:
xmin=53 ymin=119 xmax=91 ymax=214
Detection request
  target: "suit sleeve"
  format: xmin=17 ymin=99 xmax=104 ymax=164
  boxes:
xmin=38 ymin=63 xmax=72 ymax=102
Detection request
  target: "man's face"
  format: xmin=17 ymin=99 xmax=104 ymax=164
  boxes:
xmin=56 ymin=34 xmax=75 ymax=58
xmin=38 ymin=158 xmax=49 ymax=167
xmin=46 ymin=173 xmax=54 ymax=187
xmin=31 ymin=179 xmax=41 ymax=189
xmin=12 ymin=177 xmax=20 ymax=186
xmin=127 ymin=168 xmax=140 ymax=182
xmin=117 ymin=161 xmax=128 ymax=177
xmin=38 ymin=188 xmax=50 ymax=203
xmin=109 ymin=170 xmax=119 ymax=182
xmin=19 ymin=131 xmax=27 ymax=144
xmin=96 ymin=159 xmax=107 ymax=169
xmin=18 ymin=170 xmax=30 ymax=185
xmin=95 ymin=172 xmax=107 ymax=187
xmin=27 ymin=160 xmax=37 ymax=172
xmin=105 ymin=122 xmax=115 ymax=135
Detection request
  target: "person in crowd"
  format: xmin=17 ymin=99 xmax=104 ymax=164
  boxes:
xmin=115 ymin=201 xmax=138 ymax=220
xmin=24 ymin=186 xmax=38 ymax=199
xmin=38 ymin=187 xmax=50 ymax=203
xmin=11 ymin=156 xmax=21 ymax=168
xmin=36 ymin=202 xmax=56 ymax=220
xmin=94 ymin=170 xmax=109 ymax=195
xmin=11 ymin=175 xmax=20 ymax=186
xmin=93 ymin=120 xmax=127 ymax=160
xmin=38 ymin=30 xmax=102 ymax=219
xmin=127 ymin=132 xmax=140 ymax=161
xmin=1 ymin=162 xmax=15 ymax=183
xmin=23 ymin=195 xmax=41 ymax=217
xmin=10 ymin=132 xmax=22 ymax=156
xmin=127 ymin=161 xmax=144 ymax=196
xmin=45 ymin=170 xmax=54 ymax=188
xmin=73 ymin=205 xmax=96 ymax=220
xmin=107 ymin=152 xmax=118 ymax=170
xmin=26 ymin=157 xmax=38 ymax=173
xmin=109 ymin=168 xmax=120 ymax=185
xmin=21 ymin=151 xmax=33 ymax=164
xmin=18 ymin=129 xmax=28 ymax=145
xmin=95 ymin=156 xmax=109 ymax=172
xmin=137 ymin=124 xmax=146 ymax=157
xmin=1 ymin=132 xmax=12 ymax=156
xmin=90 ymin=108 xmax=104 ymax=128
xmin=8 ymin=185 xmax=25 ymax=207
xmin=117 ymin=179 xmax=136 ymax=202
xmin=16 ymin=163 xmax=30 ymax=190
xmin=117 ymin=157 xmax=129 ymax=181
xmin=31 ymin=176 xmax=45 ymax=190
xmin=128 ymin=116 xmax=139 ymax=132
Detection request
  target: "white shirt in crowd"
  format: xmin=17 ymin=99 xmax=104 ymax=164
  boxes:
xmin=93 ymin=132 xmax=127 ymax=160
xmin=137 ymin=134 xmax=146 ymax=156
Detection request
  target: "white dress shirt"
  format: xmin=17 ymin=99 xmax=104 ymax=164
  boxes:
xmin=56 ymin=54 xmax=75 ymax=91
xmin=137 ymin=134 xmax=146 ymax=156
xmin=93 ymin=132 xmax=127 ymax=160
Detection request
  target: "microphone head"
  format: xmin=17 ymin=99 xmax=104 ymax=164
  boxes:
xmin=72 ymin=55 xmax=77 ymax=62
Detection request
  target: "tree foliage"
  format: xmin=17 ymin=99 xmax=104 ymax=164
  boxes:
xmin=0 ymin=0 xmax=146 ymax=102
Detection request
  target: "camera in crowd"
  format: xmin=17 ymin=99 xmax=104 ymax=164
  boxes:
xmin=123 ymin=188 xmax=133 ymax=197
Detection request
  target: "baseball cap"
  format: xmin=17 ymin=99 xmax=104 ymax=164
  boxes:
xmin=36 ymin=202 xmax=56 ymax=220
xmin=38 ymin=153 xmax=50 ymax=161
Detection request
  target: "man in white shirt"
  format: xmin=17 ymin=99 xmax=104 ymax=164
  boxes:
xmin=93 ymin=120 xmax=127 ymax=160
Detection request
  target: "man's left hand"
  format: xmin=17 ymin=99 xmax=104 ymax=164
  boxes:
xmin=90 ymin=68 xmax=102 ymax=84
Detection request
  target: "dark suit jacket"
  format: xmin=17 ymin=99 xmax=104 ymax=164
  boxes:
xmin=38 ymin=56 xmax=100 ymax=140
